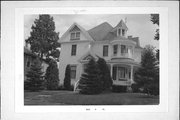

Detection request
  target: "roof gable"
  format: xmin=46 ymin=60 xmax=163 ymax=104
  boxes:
xmin=60 ymin=23 xmax=93 ymax=42
xmin=69 ymin=25 xmax=80 ymax=32
xmin=115 ymin=20 xmax=128 ymax=30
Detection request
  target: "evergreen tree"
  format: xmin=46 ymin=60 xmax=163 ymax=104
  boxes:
xmin=78 ymin=58 xmax=102 ymax=94
xmin=97 ymin=57 xmax=112 ymax=91
xmin=134 ymin=45 xmax=159 ymax=95
xmin=45 ymin=60 xmax=59 ymax=90
xmin=25 ymin=14 xmax=60 ymax=62
xmin=25 ymin=58 xmax=44 ymax=91
xmin=64 ymin=64 xmax=71 ymax=90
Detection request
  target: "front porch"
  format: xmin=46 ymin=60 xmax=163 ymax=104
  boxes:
xmin=107 ymin=59 xmax=139 ymax=87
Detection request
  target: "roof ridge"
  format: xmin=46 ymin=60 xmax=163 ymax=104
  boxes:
xmin=88 ymin=22 xmax=113 ymax=31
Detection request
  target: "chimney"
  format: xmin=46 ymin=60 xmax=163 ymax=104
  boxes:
xmin=128 ymin=36 xmax=132 ymax=39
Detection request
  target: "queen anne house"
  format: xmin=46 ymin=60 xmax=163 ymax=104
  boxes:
xmin=58 ymin=20 xmax=143 ymax=91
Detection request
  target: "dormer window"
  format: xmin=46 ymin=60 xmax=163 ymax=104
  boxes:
xmin=70 ymin=32 xmax=80 ymax=40
xmin=117 ymin=28 xmax=125 ymax=37
xmin=122 ymin=29 xmax=125 ymax=36
xmin=118 ymin=29 xmax=121 ymax=36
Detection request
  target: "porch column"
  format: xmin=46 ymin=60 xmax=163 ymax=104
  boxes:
xmin=130 ymin=65 xmax=134 ymax=83
xmin=110 ymin=64 xmax=113 ymax=78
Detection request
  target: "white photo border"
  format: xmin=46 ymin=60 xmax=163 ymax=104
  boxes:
xmin=15 ymin=7 xmax=168 ymax=113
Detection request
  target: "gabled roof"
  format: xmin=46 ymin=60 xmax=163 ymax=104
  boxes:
xmin=60 ymin=22 xmax=94 ymax=42
xmin=88 ymin=22 xmax=113 ymax=41
xmin=112 ymin=20 xmax=128 ymax=32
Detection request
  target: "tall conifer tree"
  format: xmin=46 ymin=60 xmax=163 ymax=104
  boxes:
xmin=78 ymin=58 xmax=102 ymax=94
xmin=45 ymin=60 xmax=59 ymax=90
xmin=26 ymin=14 xmax=60 ymax=62
xmin=134 ymin=45 xmax=159 ymax=95
xmin=97 ymin=57 xmax=112 ymax=91
xmin=64 ymin=64 xmax=71 ymax=90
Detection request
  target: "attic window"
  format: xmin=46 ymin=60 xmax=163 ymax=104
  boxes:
xmin=70 ymin=32 xmax=80 ymax=40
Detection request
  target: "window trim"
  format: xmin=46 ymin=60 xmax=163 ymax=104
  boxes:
xmin=113 ymin=44 xmax=118 ymax=56
xmin=71 ymin=44 xmax=77 ymax=56
xmin=70 ymin=31 xmax=80 ymax=40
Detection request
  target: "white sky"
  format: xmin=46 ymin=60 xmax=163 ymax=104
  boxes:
xmin=24 ymin=14 xmax=159 ymax=48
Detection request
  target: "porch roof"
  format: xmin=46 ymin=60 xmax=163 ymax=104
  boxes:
xmin=107 ymin=58 xmax=140 ymax=66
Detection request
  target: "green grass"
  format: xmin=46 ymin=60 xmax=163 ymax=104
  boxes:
xmin=24 ymin=91 xmax=159 ymax=105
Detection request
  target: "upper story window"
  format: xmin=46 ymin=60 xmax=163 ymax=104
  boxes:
xmin=70 ymin=32 xmax=80 ymax=40
xmin=117 ymin=28 xmax=126 ymax=37
xmin=121 ymin=45 xmax=128 ymax=55
xmin=103 ymin=45 xmax=108 ymax=57
xmin=113 ymin=45 xmax=118 ymax=56
xmin=71 ymin=45 xmax=77 ymax=56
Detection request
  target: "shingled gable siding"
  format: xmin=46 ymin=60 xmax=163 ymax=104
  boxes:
xmin=70 ymin=25 xmax=81 ymax=40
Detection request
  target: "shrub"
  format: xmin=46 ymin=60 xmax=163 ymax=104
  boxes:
xmin=45 ymin=60 xmax=59 ymax=90
xmin=112 ymin=85 xmax=127 ymax=93
xmin=64 ymin=64 xmax=71 ymax=90
xmin=97 ymin=57 xmax=113 ymax=91
xmin=25 ymin=58 xmax=44 ymax=92
xmin=131 ymin=83 xmax=140 ymax=93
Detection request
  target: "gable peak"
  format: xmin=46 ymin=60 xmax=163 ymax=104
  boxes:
xmin=116 ymin=19 xmax=128 ymax=30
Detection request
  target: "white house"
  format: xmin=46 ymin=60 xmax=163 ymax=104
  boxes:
xmin=58 ymin=20 xmax=143 ymax=90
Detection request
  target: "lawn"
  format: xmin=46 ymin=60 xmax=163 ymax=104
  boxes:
xmin=24 ymin=90 xmax=159 ymax=105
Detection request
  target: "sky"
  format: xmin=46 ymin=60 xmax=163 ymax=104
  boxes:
xmin=24 ymin=14 xmax=159 ymax=48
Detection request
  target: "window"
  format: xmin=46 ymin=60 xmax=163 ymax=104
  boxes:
xmin=122 ymin=29 xmax=125 ymax=36
xmin=71 ymin=45 xmax=77 ymax=56
xmin=103 ymin=45 xmax=108 ymax=57
xmin=118 ymin=67 xmax=126 ymax=79
xmin=70 ymin=32 xmax=80 ymax=40
xmin=118 ymin=29 xmax=121 ymax=36
xmin=70 ymin=33 xmax=76 ymax=39
xmin=112 ymin=66 xmax=117 ymax=80
xmin=70 ymin=65 xmax=76 ymax=79
xmin=121 ymin=45 xmax=128 ymax=55
xmin=113 ymin=45 xmax=118 ymax=56
xmin=128 ymin=69 xmax=131 ymax=79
